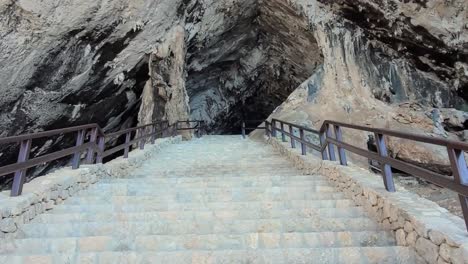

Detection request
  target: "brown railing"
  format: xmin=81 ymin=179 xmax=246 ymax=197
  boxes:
xmin=265 ymin=118 xmax=468 ymax=230
xmin=241 ymin=120 xmax=267 ymax=138
xmin=0 ymin=120 xmax=205 ymax=196
xmin=176 ymin=120 xmax=206 ymax=138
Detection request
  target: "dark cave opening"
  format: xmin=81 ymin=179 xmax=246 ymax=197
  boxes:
xmin=185 ymin=0 xmax=323 ymax=135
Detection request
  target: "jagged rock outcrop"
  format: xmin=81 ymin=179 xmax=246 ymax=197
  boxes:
xmin=268 ymin=0 xmax=467 ymax=172
xmin=0 ymin=0 xmax=467 ymax=185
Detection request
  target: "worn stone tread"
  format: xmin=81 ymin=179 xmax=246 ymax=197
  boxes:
xmin=0 ymin=247 xmax=420 ymax=264
xmin=2 ymin=136 xmax=419 ymax=263
xmin=34 ymin=207 xmax=367 ymax=223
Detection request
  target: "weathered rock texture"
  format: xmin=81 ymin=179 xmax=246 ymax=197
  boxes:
xmin=264 ymin=0 xmax=467 ymax=172
xmin=0 ymin=136 xmax=181 ymax=238
xmin=269 ymin=136 xmax=468 ymax=264
xmin=0 ymin=0 xmax=467 ymax=183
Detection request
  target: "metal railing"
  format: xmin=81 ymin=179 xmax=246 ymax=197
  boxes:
xmin=266 ymin=118 xmax=468 ymax=230
xmin=241 ymin=120 xmax=267 ymax=139
xmin=0 ymin=120 xmax=205 ymax=196
xmin=176 ymin=120 xmax=206 ymax=138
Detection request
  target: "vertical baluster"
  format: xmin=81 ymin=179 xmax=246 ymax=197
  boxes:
xmin=281 ymin=123 xmax=286 ymax=142
xmin=151 ymin=125 xmax=156 ymax=144
xmin=326 ymin=124 xmax=336 ymax=161
xmin=11 ymin=139 xmax=32 ymax=196
xmin=72 ymin=129 xmax=85 ymax=169
xmin=124 ymin=132 xmax=131 ymax=158
xmin=271 ymin=120 xmax=277 ymax=137
xmin=374 ymin=133 xmax=395 ymax=192
xmin=320 ymin=130 xmax=329 ymax=160
xmin=86 ymin=127 xmax=98 ymax=164
xmin=447 ymin=147 xmax=468 ymax=231
xmin=95 ymin=136 xmax=106 ymax=164
xmin=186 ymin=120 xmax=191 ymax=136
xmin=334 ymin=125 xmax=347 ymax=166
xmin=242 ymin=121 xmax=246 ymax=139
xmin=300 ymin=128 xmax=307 ymax=155
xmin=139 ymin=128 xmax=145 ymax=150
xmin=289 ymin=125 xmax=296 ymax=149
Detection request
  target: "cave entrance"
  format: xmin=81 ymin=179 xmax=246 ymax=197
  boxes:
xmin=185 ymin=0 xmax=323 ymax=135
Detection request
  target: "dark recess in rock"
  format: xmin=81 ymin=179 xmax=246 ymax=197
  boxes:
xmin=186 ymin=0 xmax=323 ymax=133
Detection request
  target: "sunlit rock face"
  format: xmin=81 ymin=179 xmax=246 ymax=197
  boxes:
xmin=264 ymin=0 xmax=467 ymax=172
xmin=0 ymin=0 xmax=466 ymax=186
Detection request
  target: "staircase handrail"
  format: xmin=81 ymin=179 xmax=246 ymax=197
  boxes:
xmin=0 ymin=120 xmax=205 ymax=196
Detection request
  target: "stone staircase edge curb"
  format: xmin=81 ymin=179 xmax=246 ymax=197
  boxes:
xmin=266 ymin=137 xmax=468 ymax=264
xmin=0 ymin=136 xmax=182 ymax=238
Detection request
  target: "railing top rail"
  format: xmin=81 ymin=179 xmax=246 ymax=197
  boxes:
xmin=271 ymin=118 xmax=319 ymax=134
xmin=0 ymin=119 xmax=205 ymax=197
xmin=178 ymin=120 xmax=204 ymax=123
xmin=267 ymin=117 xmax=468 ymax=231
xmin=321 ymin=120 xmax=468 ymax=151
xmin=0 ymin=124 xmax=104 ymax=145
xmin=106 ymin=121 xmax=170 ymax=138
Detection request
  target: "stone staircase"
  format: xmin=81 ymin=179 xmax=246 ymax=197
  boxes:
xmin=0 ymin=136 xmax=421 ymax=263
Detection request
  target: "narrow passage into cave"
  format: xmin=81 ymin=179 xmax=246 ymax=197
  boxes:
xmin=185 ymin=0 xmax=323 ymax=134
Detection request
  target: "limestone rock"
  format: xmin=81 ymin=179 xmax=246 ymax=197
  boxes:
xmin=0 ymin=218 xmax=17 ymax=233
xmin=415 ymin=237 xmax=439 ymax=263
xmin=395 ymin=229 xmax=407 ymax=246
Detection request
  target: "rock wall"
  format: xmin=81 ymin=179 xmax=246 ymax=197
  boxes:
xmin=268 ymin=137 xmax=468 ymax=264
xmin=0 ymin=0 xmax=467 ymax=183
xmin=138 ymin=25 xmax=190 ymax=126
xmin=185 ymin=0 xmax=323 ymax=133
xmin=265 ymin=0 xmax=467 ymax=170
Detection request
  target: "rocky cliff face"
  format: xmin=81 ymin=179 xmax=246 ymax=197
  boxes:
xmin=268 ymin=0 xmax=467 ymax=171
xmin=0 ymin=0 xmax=467 ymax=184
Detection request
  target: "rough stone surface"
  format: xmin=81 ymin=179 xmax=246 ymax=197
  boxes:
xmin=267 ymin=136 xmax=468 ymax=264
xmin=0 ymin=136 xmax=181 ymax=237
xmin=1 ymin=0 xmax=467 ymax=184
xmin=416 ymin=237 xmax=439 ymax=264
xmin=0 ymin=136 xmax=421 ymax=263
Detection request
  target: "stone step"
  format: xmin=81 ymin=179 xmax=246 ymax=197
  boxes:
xmin=49 ymin=199 xmax=356 ymax=214
xmin=96 ymin=175 xmax=328 ymax=184
xmin=92 ymin=180 xmax=331 ymax=188
xmin=64 ymin=190 xmax=342 ymax=206
xmin=0 ymin=231 xmax=396 ymax=255
xmin=80 ymin=185 xmax=337 ymax=196
xmin=124 ymin=170 xmax=305 ymax=178
xmin=34 ymin=207 xmax=367 ymax=223
xmin=16 ymin=218 xmax=382 ymax=238
xmin=62 ymin=190 xmax=346 ymax=203
xmin=0 ymin=247 xmax=419 ymax=263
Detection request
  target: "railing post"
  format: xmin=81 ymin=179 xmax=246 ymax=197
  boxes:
xmin=72 ymin=129 xmax=85 ymax=169
xmin=289 ymin=125 xmax=296 ymax=148
xmin=334 ymin=125 xmax=347 ymax=166
xmin=271 ymin=120 xmax=277 ymax=137
xmin=124 ymin=132 xmax=131 ymax=158
xmin=299 ymin=128 xmax=306 ymax=155
xmin=326 ymin=124 xmax=336 ymax=161
xmin=281 ymin=123 xmax=286 ymax=142
xmin=86 ymin=127 xmax=98 ymax=164
xmin=374 ymin=133 xmax=396 ymax=192
xmin=11 ymin=139 xmax=32 ymax=196
xmin=151 ymin=125 xmax=156 ymax=144
xmin=447 ymin=147 xmax=468 ymax=230
xmin=242 ymin=121 xmax=246 ymax=139
xmin=95 ymin=136 xmax=106 ymax=164
xmin=320 ymin=130 xmax=329 ymax=160
xmin=139 ymin=128 xmax=145 ymax=150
